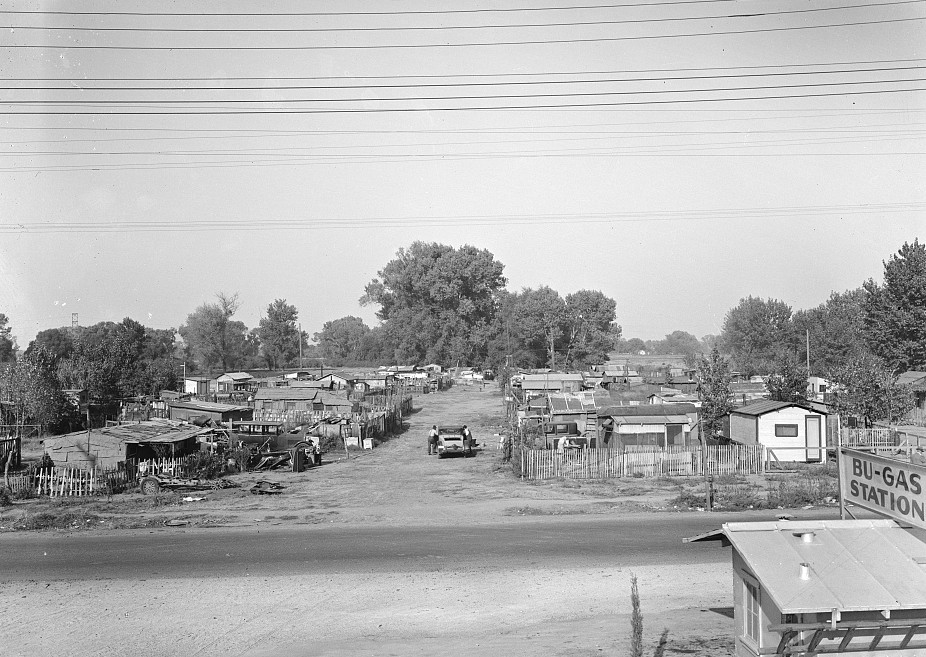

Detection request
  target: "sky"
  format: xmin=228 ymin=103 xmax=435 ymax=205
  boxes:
xmin=0 ymin=0 xmax=924 ymax=349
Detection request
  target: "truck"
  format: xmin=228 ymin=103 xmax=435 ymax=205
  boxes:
xmin=436 ymin=425 xmax=472 ymax=458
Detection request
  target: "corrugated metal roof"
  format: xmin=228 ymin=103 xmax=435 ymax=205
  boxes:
xmin=169 ymin=400 xmax=251 ymax=413
xmin=688 ymin=520 xmax=926 ymax=614
xmin=47 ymin=419 xmax=209 ymax=447
xmin=600 ymin=403 xmax=697 ymax=417
xmin=254 ymin=388 xmax=321 ymax=401
xmin=612 ymin=414 xmax=690 ymax=425
xmin=521 ymin=373 xmax=584 ymax=382
xmin=218 ymin=371 xmax=253 ymax=381
xmin=548 ymin=393 xmax=597 ymax=412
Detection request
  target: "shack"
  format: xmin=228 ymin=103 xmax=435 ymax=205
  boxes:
xmin=43 ymin=419 xmax=208 ymax=469
xmin=598 ymin=403 xmax=698 ymax=448
xmin=168 ymin=400 xmax=253 ymax=424
xmin=728 ymin=400 xmax=827 ymax=463
xmin=686 ymin=519 xmax=926 ymax=656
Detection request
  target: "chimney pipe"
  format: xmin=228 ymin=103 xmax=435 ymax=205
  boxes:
xmin=800 ymin=563 xmax=811 ymax=580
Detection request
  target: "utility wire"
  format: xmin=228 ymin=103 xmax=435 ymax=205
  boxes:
xmin=6 ymin=74 xmax=926 ymax=105
xmin=4 ymin=84 xmax=926 ymax=114
xmin=7 ymin=123 xmax=925 ymax=146
xmin=7 ymin=57 xmax=926 ymax=82
xmin=5 ymin=127 xmax=923 ymax=156
xmin=2 ymin=203 xmax=923 ymax=234
xmin=5 ymin=65 xmax=925 ymax=92
xmin=4 ymin=1 xmax=922 ymax=32
xmin=0 ymin=1 xmax=848 ymax=17
xmin=3 ymin=16 xmax=925 ymax=49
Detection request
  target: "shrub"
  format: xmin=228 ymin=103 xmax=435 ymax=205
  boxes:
xmin=0 ymin=487 xmax=11 ymax=507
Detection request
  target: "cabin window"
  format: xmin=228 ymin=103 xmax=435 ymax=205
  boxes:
xmin=775 ymin=424 xmax=799 ymax=438
xmin=744 ymin=579 xmax=761 ymax=645
xmin=285 ymin=402 xmax=295 ymax=411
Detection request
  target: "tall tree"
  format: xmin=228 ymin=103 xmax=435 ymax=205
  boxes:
xmin=560 ymin=290 xmax=619 ymax=369
xmin=645 ymin=330 xmax=702 ymax=366
xmin=0 ymin=346 xmax=69 ymax=433
xmin=27 ymin=327 xmax=74 ymax=363
xmin=697 ymin=348 xmax=735 ymax=441
xmin=314 ymin=316 xmax=371 ymax=362
xmin=258 ymin=299 xmax=300 ymax=369
xmin=508 ymin=286 xmax=567 ymax=369
xmin=863 ymin=239 xmax=926 ymax=372
xmin=720 ymin=296 xmax=794 ymax=376
xmin=829 ymin=354 xmax=915 ymax=426
xmin=361 ymin=242 xmax=506 ymax=365
xmin=179 ymin=292 xmax=248 ymax=372
xmin=0 ymin=314 xmax=16 ymax=363
xmin=792 ymin=288 xmax=868 ymax=376
xmin=765 ymin=354 xmax=808 ymax=402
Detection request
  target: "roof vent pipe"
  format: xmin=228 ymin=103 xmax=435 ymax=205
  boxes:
xmin=800 ymin=562 xmax=811 ymax=580
xmin=801 ymin=532 xmax=816 ymax=544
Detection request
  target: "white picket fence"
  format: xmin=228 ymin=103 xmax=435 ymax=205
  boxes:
xmin=520 ymin=445 xmax=766 ymax=480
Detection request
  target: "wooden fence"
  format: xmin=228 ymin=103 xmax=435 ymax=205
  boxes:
xmin=520 ymin=445 xmax=766 ymax=480
xmin=0 ymin=437 xmax=21 ymax=469
xmin=29 ymin=467 xmax=135 ymax=497
xmin=840 ymin=428 xmax=895 ymax=448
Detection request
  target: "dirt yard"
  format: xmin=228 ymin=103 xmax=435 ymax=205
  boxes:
xmin=0 ymin=385 xmax=841 ymax=656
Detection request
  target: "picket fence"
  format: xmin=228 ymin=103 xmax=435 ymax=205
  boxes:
xmin=30 ymin=467 xmax=134 ymax=497
xmin=520 ymin=445 xmax=766 ymax=481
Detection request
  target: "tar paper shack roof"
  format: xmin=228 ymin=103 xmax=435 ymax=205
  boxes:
xmin=686 ymin=519 xmax=926 ymax=614
xmin=730 ymin=399 xmax=828 ymax=417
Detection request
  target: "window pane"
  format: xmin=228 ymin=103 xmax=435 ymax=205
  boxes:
xmin=775 ymin=424 xmax=799 ymax=437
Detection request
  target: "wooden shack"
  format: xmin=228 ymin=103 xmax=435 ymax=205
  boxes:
xmin=43 ymin=419 xmax=209 ymax=470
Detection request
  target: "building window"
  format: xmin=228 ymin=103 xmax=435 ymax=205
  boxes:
xmin=819 ymin=385 xmax=827 ymax=394
xmin=775 ymin=424 xmax=799 ymax=437
xmin=285 ymin=402 xmax=295 ymax=411
xmin=744 ymin=579 xmax=761 ymax=645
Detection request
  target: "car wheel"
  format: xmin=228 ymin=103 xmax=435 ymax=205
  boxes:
xmin=139 ymin=476 xmax=160 ymax=496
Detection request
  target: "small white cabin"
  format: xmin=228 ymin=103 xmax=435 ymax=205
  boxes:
xmin=728 ymin=400 xmax=827 ymax=463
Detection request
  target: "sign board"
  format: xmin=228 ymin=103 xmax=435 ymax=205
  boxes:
xmin=839 ymin=448 xmax=926 ymax=530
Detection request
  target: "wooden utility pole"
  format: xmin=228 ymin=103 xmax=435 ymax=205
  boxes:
xmin=805 ymin=329 xmax=811 ymax=377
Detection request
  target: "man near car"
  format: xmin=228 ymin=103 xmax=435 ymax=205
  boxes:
xmin=463 ymin=425 xmax=473 ymax=455
xmin=428 ymin=425 xmax=439 ymax=455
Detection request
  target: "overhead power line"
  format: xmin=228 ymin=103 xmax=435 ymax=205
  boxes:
xmin=2 ymin=202 xmax=923 ymax=234
xmin=4 ymin=83 xmax=926 ymax=115
xmin=5 ymin=64 xmax=925 ymax=92
xmin=6 ymin=74 xmax=926 ymax=105
xmin=0 ymin=0 xmax=855 ymax=17
xmin=7 ymin=57 xmax=926 ymax=82
xmin=3 ymin=15 xmax=925 ymax=49
xmin=4 ymin=1 xmax=922 ymax=32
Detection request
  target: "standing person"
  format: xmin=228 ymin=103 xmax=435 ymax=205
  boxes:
xmin=463 ymin=425 xmax=473 ymax=455
xmin=428 ymin=425 xmax=439 ymax=455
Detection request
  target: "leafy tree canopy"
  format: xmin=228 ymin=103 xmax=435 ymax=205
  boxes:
xmin=361 ymin=242 xmax=507 ymax=365
xmin=765 ymin=354 xmax=808 ymax=403
xmin=720 ymin=296 xmax=794 ymax=376
xmin=258 ymin=299 xmax=300 ymax=369
xmin=0 ymin=313 xmax=16 ymax=364
xmin=697 ymin=348 xmax=734 ymax=440
xmin=792 ymin=288 xmax=867 ymax=377
xmin=314 ymin=316 xmax=372 ymax=363
xmin=828 ymin=354 xmax=915 ymax=426
xmin=863 ymin=239 xmax=926 ymax=372
xmin=179 ymin=292 xmax=248 ymax=373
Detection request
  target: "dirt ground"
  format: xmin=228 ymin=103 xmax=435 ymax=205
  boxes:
xmin=3 ymin=385 xmax=827 ymax=656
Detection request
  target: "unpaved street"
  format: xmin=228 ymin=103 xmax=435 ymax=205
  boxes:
xmin=0 ymin=385 xmax=827 ymax=656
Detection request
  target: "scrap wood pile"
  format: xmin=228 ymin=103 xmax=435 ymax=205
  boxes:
xmin=250 ymin=480 xmax=285 ymax=495
xmin=251 ymin=451 xmax=291 ymax=471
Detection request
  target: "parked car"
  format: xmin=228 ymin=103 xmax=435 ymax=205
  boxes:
xmin=437 ymin=425 xmax=472 ymax=458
